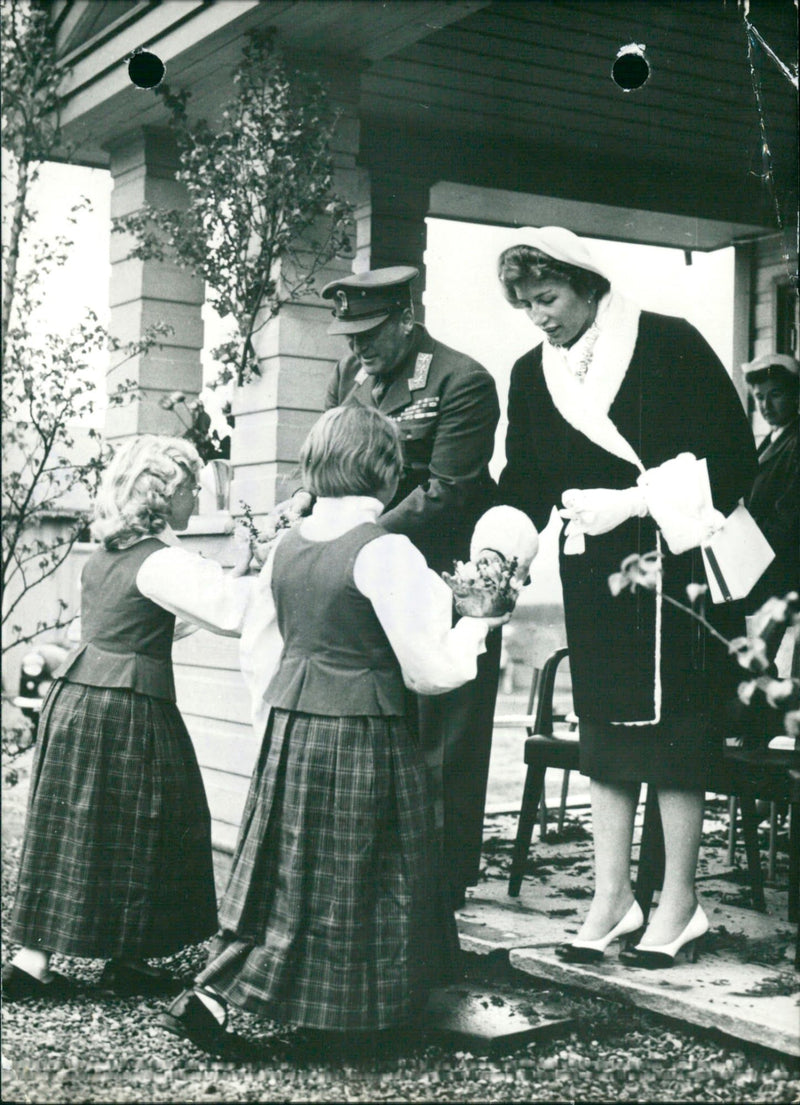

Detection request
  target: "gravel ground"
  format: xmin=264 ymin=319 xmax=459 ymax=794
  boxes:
xmin=3 ymin=751 xmax=800 ymax=1104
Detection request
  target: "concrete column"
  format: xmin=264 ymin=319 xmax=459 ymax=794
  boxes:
xmin=361 ymin=163 xmax=431 ymax=323
xmin=104 ymin=127 xmax=205 ymax=445
xmin=231 ymin=71 xmax=366 ymax=523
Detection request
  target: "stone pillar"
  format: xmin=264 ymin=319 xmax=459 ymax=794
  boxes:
xmin=230 ymin=71 xmax=366 ymax=524
xmin=105 ymin=127 xmax=205 ymax=445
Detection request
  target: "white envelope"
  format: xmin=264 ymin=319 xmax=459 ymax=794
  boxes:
xmin=701 ymin=503 xmax=775 ymax=604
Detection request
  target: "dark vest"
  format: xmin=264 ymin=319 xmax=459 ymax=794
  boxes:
xmin=266 ymin=523 xmax=407 ymax=716
xmin=56 ymin=538 xmax=176 ymax=701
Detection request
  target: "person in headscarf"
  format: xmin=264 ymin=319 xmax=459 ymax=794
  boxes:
xmin=496 ymin=227 xmax=757 ymax=969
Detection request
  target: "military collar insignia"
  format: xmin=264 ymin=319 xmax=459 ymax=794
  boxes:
xmin=409 ymin=352 xmax=432 ymax=391
xmin=354 ymin=366 xmax=369 ymax=386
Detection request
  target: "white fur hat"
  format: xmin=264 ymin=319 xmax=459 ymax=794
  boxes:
xmin=499 ymin=226 xmax=608 ymax=278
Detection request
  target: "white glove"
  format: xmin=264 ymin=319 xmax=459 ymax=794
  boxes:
xmin=559 ymin=486 xmax=648 ymax=555
xmin=470 ymin=506 xmax=540 ymax=581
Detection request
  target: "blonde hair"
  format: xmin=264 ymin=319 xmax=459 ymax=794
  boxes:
xmin=300 ymin=406 xmax=403 ymax=498
xmin=91 ymin=435 xmax=202 ymax=549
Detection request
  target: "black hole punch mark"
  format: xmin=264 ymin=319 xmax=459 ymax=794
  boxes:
xmin=613 ymin=53 xmax=649 ymax=90
xmin=612 ymin=44 xmax=650 ymax=92
xmin=127 ymin=49 xmax=165 ymax=90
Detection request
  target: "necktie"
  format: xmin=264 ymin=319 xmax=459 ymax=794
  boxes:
xmin=372 ymin=378 xmax=387 ymax=405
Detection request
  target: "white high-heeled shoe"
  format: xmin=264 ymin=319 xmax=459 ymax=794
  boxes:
xmin=555 ymin=900 xmax=644 ymax=963
xmin=621 ymin=903 xmax=709 ymax=969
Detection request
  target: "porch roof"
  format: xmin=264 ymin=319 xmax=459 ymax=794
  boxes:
xmin=46 ymin=0 xmax=798 ymax=250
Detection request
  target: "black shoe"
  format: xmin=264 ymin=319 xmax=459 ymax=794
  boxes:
xmin=553 ymin=901 xmax=645 ymax=964
xmin=618 ymin=904 xmax=709 ymax=970
xmin=97 ymin=961 xmax=184 ymax=997
xmin=554 ymin=943 xmax=606 ymax=964
xmin=155 ymin=989 xmax=229 ymax=1054
xmin=1 ymin=963 xmax=78 ymax=1002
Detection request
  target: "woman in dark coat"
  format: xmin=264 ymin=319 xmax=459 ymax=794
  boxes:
xmin=742 ymin=353 xmax=799 ymax=623
xmin=496 ymin=227 xmax=757 ymax=968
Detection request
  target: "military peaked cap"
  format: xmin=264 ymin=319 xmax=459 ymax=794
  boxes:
xmin=321 ymin=266 xmax=418 ymax=335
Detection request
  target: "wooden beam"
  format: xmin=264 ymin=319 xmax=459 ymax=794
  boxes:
xmin=429 ymin=183 xmax=773 ymax=252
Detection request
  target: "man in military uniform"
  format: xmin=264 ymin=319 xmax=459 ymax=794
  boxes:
xmin=305 ymin=266 xmax=501 ymax=909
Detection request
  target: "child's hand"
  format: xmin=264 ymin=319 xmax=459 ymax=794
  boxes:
xmin=288 ymin=489 xmax=314 ymax=517
xmin=231 ymin=540 xmax=253 ymax=577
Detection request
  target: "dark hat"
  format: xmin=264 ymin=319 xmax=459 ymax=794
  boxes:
xmin=743 ymin=352 xmax=800 ymax=382
xmin=321 ymin=266 xmax=418 ymax=335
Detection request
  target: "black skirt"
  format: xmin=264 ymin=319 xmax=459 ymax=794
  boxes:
xmin=10 ymin=680 xmax=217 ymax=959
xmin=578 ymin=711 xmax=723 ymax=790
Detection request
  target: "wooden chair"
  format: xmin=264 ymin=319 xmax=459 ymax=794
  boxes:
xmin=506 ymin=647 xmax=664 ymax=910
xmin=506 ymin=647 xmax=800 ymax=967
xmin=715 ymin=746 xmax=800 ymax=967
xmin=494 ymin=646 xmax=576 ymax=838
xmin=505 ymin=647 xmax=574 ymax=896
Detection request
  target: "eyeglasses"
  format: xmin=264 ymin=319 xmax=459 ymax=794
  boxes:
xmin=175 ymin=482 xmax=201 ymax=498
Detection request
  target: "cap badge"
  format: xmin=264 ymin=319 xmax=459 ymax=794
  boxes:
xmin=409 ymin=353 xmax=432 ymax=391
xmin=334 ymin=289 xmax=349 ymax=315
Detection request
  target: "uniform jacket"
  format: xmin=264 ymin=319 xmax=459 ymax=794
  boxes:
xmin=325 ymin=324 xmax=500 ymax=573
xmin=745 ymin=415 xmax=800 ymax=611
xmin=498 ymin=311 xmax=758 ymax=723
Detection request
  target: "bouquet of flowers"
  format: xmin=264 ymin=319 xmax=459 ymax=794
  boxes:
xmin=442 ymin=506 xmax=540 ymax=617
xmin=443 ymin=550 xmax=523 ymax=616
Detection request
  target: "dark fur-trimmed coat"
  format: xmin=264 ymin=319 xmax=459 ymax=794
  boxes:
xmin=498 ymin=311 xmax=758 ymax=723
xmin=745 ymin=415 xmax=799 ymax=612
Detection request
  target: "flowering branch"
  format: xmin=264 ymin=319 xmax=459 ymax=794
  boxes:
xmin=233 ymin=498 xmax=305 ymax=569
xmin=609 ymin=552 xmax=800 ymax=739
xmin=112 ymin=29 xmax=354 ymax=388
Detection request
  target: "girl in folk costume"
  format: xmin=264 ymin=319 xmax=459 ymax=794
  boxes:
xmin=4 ymin=436 xmax=252 ymax=1001
xmin=497 ymin=227 xmax=757 ymax=968
xmin=155 ymin=405 xmax=524 ymax=1053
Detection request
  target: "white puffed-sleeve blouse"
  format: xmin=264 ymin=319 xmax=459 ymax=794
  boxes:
xmin=135 ymin=497 xmax=491 ymax=737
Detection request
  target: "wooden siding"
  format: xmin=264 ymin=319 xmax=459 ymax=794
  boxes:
xmin=362 ymin=0 xmax=797 ymax=151
xmin=748 ymin=234 xmax=797 ymax=443
xmin=173 ymin=630 xmax=256 ymax=854
xmin=53 ymin=0 xmax=145 ymax=58
xmin=359 ymin=0 xmax=797 ymax=229
xmin=753 ymin=235 xmax=795 ymax=360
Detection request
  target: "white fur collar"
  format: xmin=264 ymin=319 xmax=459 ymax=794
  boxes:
xmin=541 ymin=291 xmax=643 ymax=470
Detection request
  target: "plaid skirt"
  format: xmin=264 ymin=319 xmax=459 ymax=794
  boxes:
xmin=195 ymin=708 xmax=460 ymax=1030
xmin=10 ymin=680 xmax=217 ymax=959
